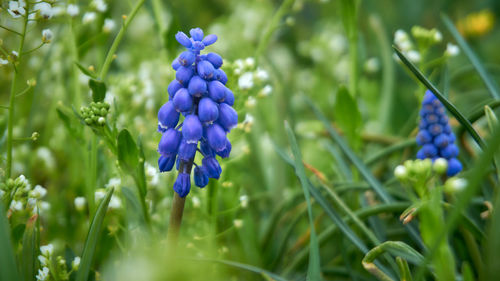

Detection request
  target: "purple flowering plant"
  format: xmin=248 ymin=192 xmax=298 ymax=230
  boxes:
xmin=157 ymin=28 xmax=238 ymax=198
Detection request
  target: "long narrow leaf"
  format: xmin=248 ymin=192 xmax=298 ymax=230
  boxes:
xmin=76 ymin=188 xmax=114 ymax=281
xmin=284 ymin=121 xmax=322 ymax=280
xmin=0 ymin=202 xmax=20 ymax=281
xmin=393 ymin=47 xmax=486 ymax=149
xmin=21 ymin=214 xmax=39 ymax=281
xmin=191 ymin=258 xmax=290 ymax=281
xmin=304 ymin=95 xmax=424 ymax=249
xmin=441 ymin=14 xmax=500 ymax=99
xmin=304 ymin=95 xmax=392 ymax=203
xmin=273 ymin=142 xmax=396 ymax=279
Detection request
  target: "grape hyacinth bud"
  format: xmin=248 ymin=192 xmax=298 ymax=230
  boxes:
xmin=157 ymin=27 xmax=238 ymax=197
xmin=416 ymin=90 xmax=462 ymax=176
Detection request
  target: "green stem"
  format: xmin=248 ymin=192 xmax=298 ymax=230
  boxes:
xmin=21 ymin=42 xmax=46 ymax=55
xmin=254 ymin=0 xmax=295 ymax=62
xmin=87 ymin=134 xmax=98 ymax=214
xmin=99 ymin=0 xmax=147 ymax=80
xmin=167 ymin=193 xmax=186 ymax=248
xmin=0 ymin=25 xmax=22 ymax=36
xmin=6 ymin=6 xmax=29 ymax=179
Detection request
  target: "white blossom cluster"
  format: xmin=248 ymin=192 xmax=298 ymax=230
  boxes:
xmin=1 ymin=175 xmax=50 ymax=215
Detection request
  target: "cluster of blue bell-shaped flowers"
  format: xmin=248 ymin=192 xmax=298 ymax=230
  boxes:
xmin=416 ymin=90 xmax=462 ymax=176
xmin=157 ymin=28 xmax=238 ymax=197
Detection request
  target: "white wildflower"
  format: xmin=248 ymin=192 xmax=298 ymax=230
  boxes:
xmin=8 ymin=0 xmax=26 ymax=18
xmin=255 ymin=68 xmax=269 ymax=81
xmin=38 ymin=255 xmax=48 ymax=266
xmin=40 ymin=244 xmax=54 ymax=257
xmin=394 ymin=29 xmax=408 ymax=45
xmin=394 ymin=165 xmax=407 ymax=181
xmin=37 ymin=147 xmax=55 ymax=169
xmin=103 ymin=19 xmax=116 ymax=32
xmin=234 ymin=59 xmax=244 ymax=71
xmin=259 ymin=85 xmax=273 ymax=97
xmin=244 ymin=57 xmax=255 ymax=68
xmin=42 ymin=29 xmax=53 ymax=43
xmin=434 ymin=31 xmax=443 ymax=42
xmin=364 ymin=57 xmax=380 ymax=73
xmin=66 ymin=4 xmax=79 ymax=17
xmin=94 ymin=190 xmax=106 ymax=201
xmin=36 ymin=267 xmax=49 ymax=281
xmin=191 ymin=196 xmax=201 ymax=208
xmin=0 ymin=59 xmax=8 ymax=65
xmin=40 ymin=201 xmax=50 ymax=212
xmin=105 ymin=177 xmax=121 ymax=189
xmin=445 ymin=43 xmax=460 ymax=57
xmin=74 ymin=197 xmax=86 ymax=211
xmin=82 ymin=12 xmax=96 ymax=24
xmin=239 ymin=195 xmax=248 ymax=208
xmin=233 ymin=219 xmax=243 ymax=229
xmin=72 ymin=256 xmax=81 ymax=270
xmin=245 ymin=96 xmax=257 ymax=108
xmin=406 ymin=50 xmax=421 ymax=63
xmin=92 ymin=0 xmax=107 ymax=12
xmin=108 ymin=195 xmax=122 ymax=210
xmin=238 ymin=72 xmax=254 ymax=90
xmin=10 ymin=200 xmax=23 ymax=211
xmin=30 ymin=185 xmax=47 ymax=198
xmin=34 ymin=2 xmax=53 ymax=19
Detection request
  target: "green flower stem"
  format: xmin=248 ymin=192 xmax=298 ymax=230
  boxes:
xmin=0 ymin=25 xmax=22 ymax=36
xmin=6 ymin=6 xmax=29 ymax=179
xmin=254 ymin=0 xmax=295 ymax=62
xmin=99 ymin=0 xmax=147 ymax=80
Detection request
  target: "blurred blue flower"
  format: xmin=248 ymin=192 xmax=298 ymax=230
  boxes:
xmin=157 ymin=27 xmax=237 ymax=197
xmin=416 ymin=90 xmax=462 ymax=176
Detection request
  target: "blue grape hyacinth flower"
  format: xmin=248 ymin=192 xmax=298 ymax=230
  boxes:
xmin=157 ymin=27 xmax=238 ymax=198
xmin=416 ymin=90 xmax=462 ymax=176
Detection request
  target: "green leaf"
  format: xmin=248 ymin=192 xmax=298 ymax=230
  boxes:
xmin=21 ymin=215 xmax=39 ymax=281
xmin=75 ymin=61 xmax=97 ymax=79
xmin=0 ymin=201 xmax=20 ymax=281
xmin=304 ymin=95 xmax=424 ymax=249
xmin=334 ymin=86 xmax=362 ymax=150
xmin=304 ymin=95 xmax=392 ymax=203
xmin=284 ymin=121 xmax=322 ymax=281
xmin=117 ymin=129 xmax=140 ymax=174
xmin=75 ymin=188 xmax=114 ymax=281
xmin=363 ymin=241 xmax=423 ymax=281
xmin=441 ymin=14 xmax=500 ymax=99
xmin=193 ymin=258 xmax=290 ymax=281
xmin=395 ymin=257 xmax=412 ymax=281
xmin=393 ymin=47 xmax=486 ymax=149
xmin=88 ymin=79 xmax=107 ymax=103
xmin=485 ymin=105 xmax=500 ymax=177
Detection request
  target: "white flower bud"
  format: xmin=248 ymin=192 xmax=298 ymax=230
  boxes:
xmin=233 ymin=219 xmax=243 ymax=229
xmin=433 ymin=158 xmax=448 ymax=174
xmin=40 ymin=244 xmax=54 ymax=257
xmin=74 ymin=197 xmax=86 ymax=211
xmin=103 ymin=19 xmax=116 ymax=33
xmin=445 ymin=43 xmax=460 ymax=57
xmin=72 ymin=257 xmax=81 ymax=270
xmin=394 ymin=165 xmax=408 ymax=181
xmin=66 ymin=4 xmax=79 ymax=17
xmin=82 ymin=12 xmax=96 ymax=24
xmin=445 ymin=177 xmax=467 ymax=194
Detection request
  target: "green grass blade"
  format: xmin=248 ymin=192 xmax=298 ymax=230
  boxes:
xmin=441 ymin=14 xmax=500 ymax=100
xmin=284 ymin=121 xmax=322 ymax=280
xmin=273 ymin=142 xmax=397 ymax=279
xmin=393 ymin=47 xmax=486 ymax=149
xmin=304 ymin=95 xmax=392 ymax=203
xmin=76 ymin=187 xmax=114 ymax=281
xmin=304 ymin=95 xmax=424 ymax=249
xmin=21 ymin=214 xmax=39 ymax=281
xmin=0 ymin=202 xmax=20 ymax=281
xmin=192 ymin=258 xmax=290 ymax=281
xmin=414 ymin=121 xmax=500 ymax=280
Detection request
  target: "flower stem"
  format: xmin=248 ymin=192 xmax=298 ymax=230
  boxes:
xmin=6 ymin=6 xmax=29 ymax=179
xmin=99 ymin=0 xmax=147 ymax=80
xmin=167 ymin=192 xmax=186 ymax=247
